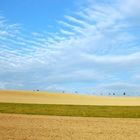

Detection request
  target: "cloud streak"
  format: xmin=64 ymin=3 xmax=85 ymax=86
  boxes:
xmin=0 ymin=0 xmax=140 ymax=95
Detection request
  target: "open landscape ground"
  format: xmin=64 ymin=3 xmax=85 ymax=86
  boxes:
xmin=0 ymin=113 xmax=140 ymax=140
xmin=0 ymin=102 xmax=140 ymax=118
xmin=0 ymin=90 xmax=140 ymax=106
xmin=0 ymin=90 xmax=140 ymax=139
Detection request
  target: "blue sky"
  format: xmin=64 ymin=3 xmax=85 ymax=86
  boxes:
xmin=0 ymin=0 xmax=76 ymax=31
xmin=0 ymin=0 xmax=140 ymax=96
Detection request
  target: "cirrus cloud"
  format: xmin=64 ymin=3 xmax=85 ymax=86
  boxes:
xmin=0 ymin=0 xmax=140 ymax=95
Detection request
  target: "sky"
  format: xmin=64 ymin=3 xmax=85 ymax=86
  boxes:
xmin=0 ymin=0 xmax=140 ymax=96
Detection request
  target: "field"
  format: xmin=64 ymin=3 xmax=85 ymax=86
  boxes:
xmin=0 ymin=90 xmax=140 ymax=106
xmin=0 ymin=90 xmax=140 ymax=140
xmin=0 ymin=103 xmax=140 ymax=118
xmin=0 ymin=113 xmax=140 ymax=140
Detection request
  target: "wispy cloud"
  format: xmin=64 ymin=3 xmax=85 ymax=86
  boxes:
xmin=0 ymin=0 xmax=140 ymax=95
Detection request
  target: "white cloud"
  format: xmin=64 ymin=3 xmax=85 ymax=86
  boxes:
xmin=0 ymin=0 xmax=140 ymax=95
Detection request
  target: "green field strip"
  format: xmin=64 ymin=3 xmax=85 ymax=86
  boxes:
xmin=0 ymin=103 xmax=140 ymax=118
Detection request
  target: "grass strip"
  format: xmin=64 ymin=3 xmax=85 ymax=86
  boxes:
xmin=0 ymin=102 xmax=140 ymax=118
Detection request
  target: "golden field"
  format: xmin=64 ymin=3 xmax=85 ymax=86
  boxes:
xmin=0 ymin=90 xmax=140 ymax=140
xmin=0 ymin=113 xmax=140 ymax=140
xmin=0 ymin=90 xmax=140 ymax=106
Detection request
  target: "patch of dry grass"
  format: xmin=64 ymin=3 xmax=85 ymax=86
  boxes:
xmin=0 ymin=113 xmax=140 ymax=140
xmin=0 ymin=90 xmax=140 ymax=106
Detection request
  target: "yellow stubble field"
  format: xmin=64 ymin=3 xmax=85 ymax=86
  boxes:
xmin=0 ymin=113 xmax=140 ymax=140
xmin=0 ymin=90 xmax=140 ymax=106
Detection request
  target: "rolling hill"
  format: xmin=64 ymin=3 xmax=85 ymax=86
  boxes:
xmin=0 ymin=90 xmax=140 ymax=106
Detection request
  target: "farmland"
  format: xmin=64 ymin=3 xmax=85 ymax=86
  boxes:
xmin=0 ymin=102 xmax=140 ymax=118
xmin=0 ymin=90 xmax=140 ymax=140
xmin=0 ymin=90 xmax=140 ymax=106
xmin=0 ymin=113 xmax=140 ymax=140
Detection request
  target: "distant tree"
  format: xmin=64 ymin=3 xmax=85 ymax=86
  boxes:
xmin=113 ymin=93 xmax=115 ymax=95
xmin=62 ymin=91 xmax=65 ymax=93
xmin=75 ymin=91 xmax=78 ymax=93
xmin=37 ymin=89 xmax=39 ymax=91
xmin=123 ymin=92 xmax=126 ymax=96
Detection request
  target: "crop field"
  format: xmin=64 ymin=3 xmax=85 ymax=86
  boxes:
xmin=0 ymin=90 xmax=140 ymax=106
xmin=0 ymin=113 xmax=140 ymax=140
xmin=0 ymin=102 xmax=140 ymax=118
xmin=0 ymin=90 xmax=140 ymax=140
